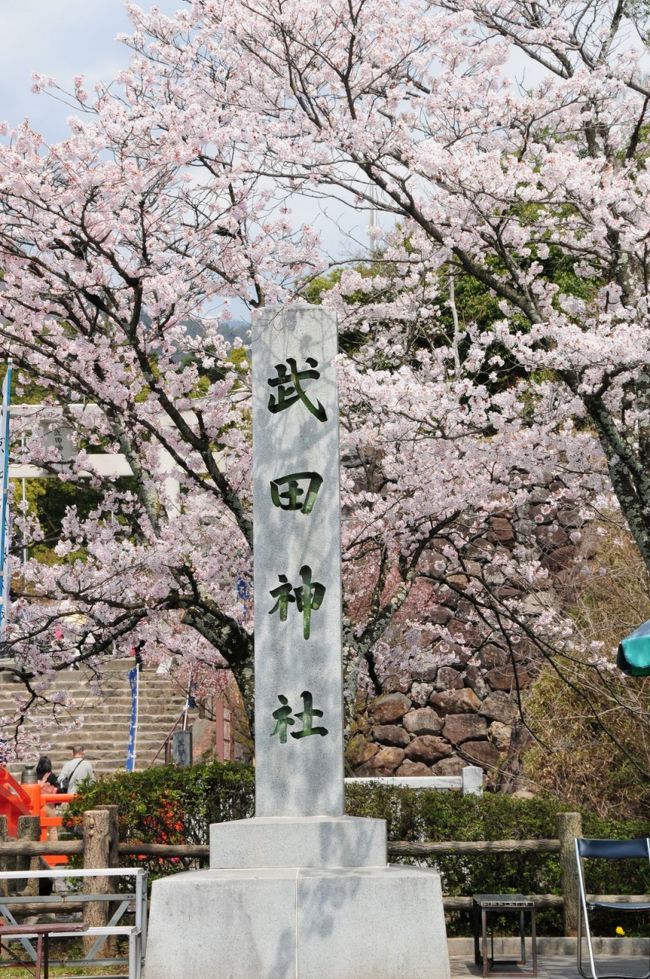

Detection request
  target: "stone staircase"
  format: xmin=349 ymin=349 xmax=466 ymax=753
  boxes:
xmin=0 ymin=658 xmax=191 ymax=779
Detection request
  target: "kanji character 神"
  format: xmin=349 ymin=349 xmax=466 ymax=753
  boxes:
xmin=268 ymin=566 xmax=325 ymax=639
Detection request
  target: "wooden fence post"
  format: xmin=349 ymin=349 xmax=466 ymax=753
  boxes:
xmin=96 ymin=805 xmax=120 ymax=869
xmin=16 ymin=815 xmax=40 ymax=897
xmin=83 ymin=808 xmax=115 ymax=954
xmin=557 ymin=811 xmax=582 ymax=937
xmin=96 ymin=804 xmax=120 ymax=934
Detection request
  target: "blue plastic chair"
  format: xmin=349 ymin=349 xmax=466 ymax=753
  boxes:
xmin=575 ymin=838 xmax=650 ymax=979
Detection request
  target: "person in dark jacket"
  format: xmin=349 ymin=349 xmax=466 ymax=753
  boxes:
xmin=36 ymin=755 xmax=60 ymax=845
xmin=35 ymin=755 xmax=59 ymax=791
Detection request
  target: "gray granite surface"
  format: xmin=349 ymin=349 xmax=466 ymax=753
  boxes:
xmin=252 ymin=305 xmax=344 ymax=817
xmin=144 ymin=866 xmax=451 ymax=979
xmin=210 ymin=815 xmax=387 ymax=869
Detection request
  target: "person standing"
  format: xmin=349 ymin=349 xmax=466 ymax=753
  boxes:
xmin=58 ymin=744 xmax=95 ymax=794
xmin=36 ymin=755 xmax=60 ymax=842
xmin=36 ymin=755 xmax=59 ymax=792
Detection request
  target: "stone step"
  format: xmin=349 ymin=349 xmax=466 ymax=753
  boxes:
xmin=17 ymin=705 xmax=187 ymax=719
xmin=0 ymin=660 xmax=196 ymax=773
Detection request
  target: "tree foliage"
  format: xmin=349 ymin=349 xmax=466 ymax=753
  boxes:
xmin=0 ymin=1 xmax=648 ymax=786
xmin=523 ymin=524 xmax=650 ymax=817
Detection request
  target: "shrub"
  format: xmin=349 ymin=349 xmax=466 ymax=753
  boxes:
xmin=68 ymin=767 xmax=649 ymax=934
xmin=346 ymin=784 xmax=650 ymax=935
xmin=65 ymin=760 xmax=254 ymax=877
xmin=523 ymin=526 xmax=650 ymax=819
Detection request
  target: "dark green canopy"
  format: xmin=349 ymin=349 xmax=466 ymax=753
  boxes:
xmin=617 ymin=621 xmax=650 ymax=676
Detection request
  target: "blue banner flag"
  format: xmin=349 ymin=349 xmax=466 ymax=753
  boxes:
xmin=125 ymin=665 xmax=140 ymax=771
xmin=236 ymin=575 xmax=251 ymax=614
xmin=0 ymin=364 xmax=12 ymax=639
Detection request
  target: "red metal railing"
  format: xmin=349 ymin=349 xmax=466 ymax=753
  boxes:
xmin=0 ymin=768 xmax=74 ymax=865
xmin=38 ymin=790 xmax=76 ymax=866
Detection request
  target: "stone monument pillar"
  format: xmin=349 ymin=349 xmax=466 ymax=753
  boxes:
xmin=144 ymin=306 xmax=450 ymax=979
xmin=253 ymin=303 xmax=345 ymax=820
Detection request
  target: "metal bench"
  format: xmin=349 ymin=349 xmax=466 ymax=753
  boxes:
xmin=0 ymin=867 xmax=147 ymax=979
xmin=0 ymin=921 xmax=87 ymax=978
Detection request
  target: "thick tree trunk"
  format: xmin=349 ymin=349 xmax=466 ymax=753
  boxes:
xmin=182 ymin=607 xmax=255 ymax=732
xmin=582 ymin=391 xmax=650 ymax=575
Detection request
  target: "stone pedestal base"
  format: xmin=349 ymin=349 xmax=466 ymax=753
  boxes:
xmin=210 ymin=815 xmax=387 ymax=869
xmin=144 ymin=864 xmax=450 ymax=979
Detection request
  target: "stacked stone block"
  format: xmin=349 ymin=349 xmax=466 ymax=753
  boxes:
xmin=346 ymin=495 xmax=588 ymax=780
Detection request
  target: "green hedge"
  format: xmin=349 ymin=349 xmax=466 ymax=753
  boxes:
xmin=345 ymin=784 xmax=650 ymax=935
xmin=68 ymin=767 xmax=649 ymax=935
xmin=65 ymin=761 xmax=254 ymax=877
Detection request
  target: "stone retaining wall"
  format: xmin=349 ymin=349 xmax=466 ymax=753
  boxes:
xmin=346 ymin=497 xmax=587 ymax=783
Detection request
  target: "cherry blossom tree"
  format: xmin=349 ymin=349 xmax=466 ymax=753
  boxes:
xmin=190 ymin=0 xmax=649 ymax=567
xmin=0 ymin=0 xmax=648 ymax=776
xmin=0 ymin=50 xmax=321 ymax=731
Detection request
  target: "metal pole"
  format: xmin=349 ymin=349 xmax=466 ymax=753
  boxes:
xmin=0 ymin=362 xmax=13 ymax=640
xmin=20 ymin=434 xmax=27 ymax=565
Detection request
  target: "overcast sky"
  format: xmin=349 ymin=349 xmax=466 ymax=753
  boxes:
xmin=0 ymin=0 xmax=179 ymax=139
xmin=0 ymin=1 xmax=394 ymax=271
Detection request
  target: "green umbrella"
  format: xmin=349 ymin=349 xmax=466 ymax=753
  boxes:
xmin=617 ymin=620 xmax=650 ymax=676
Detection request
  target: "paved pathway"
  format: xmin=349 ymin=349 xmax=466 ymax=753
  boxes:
xmin=451 ymin=955 xmax=645 ymax=978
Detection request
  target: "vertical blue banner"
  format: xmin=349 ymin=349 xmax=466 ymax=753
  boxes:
xmin=125 ymin=665 xmax=140 ymax=771
xmin=0 ymin=364 xmax=12 ymax=640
